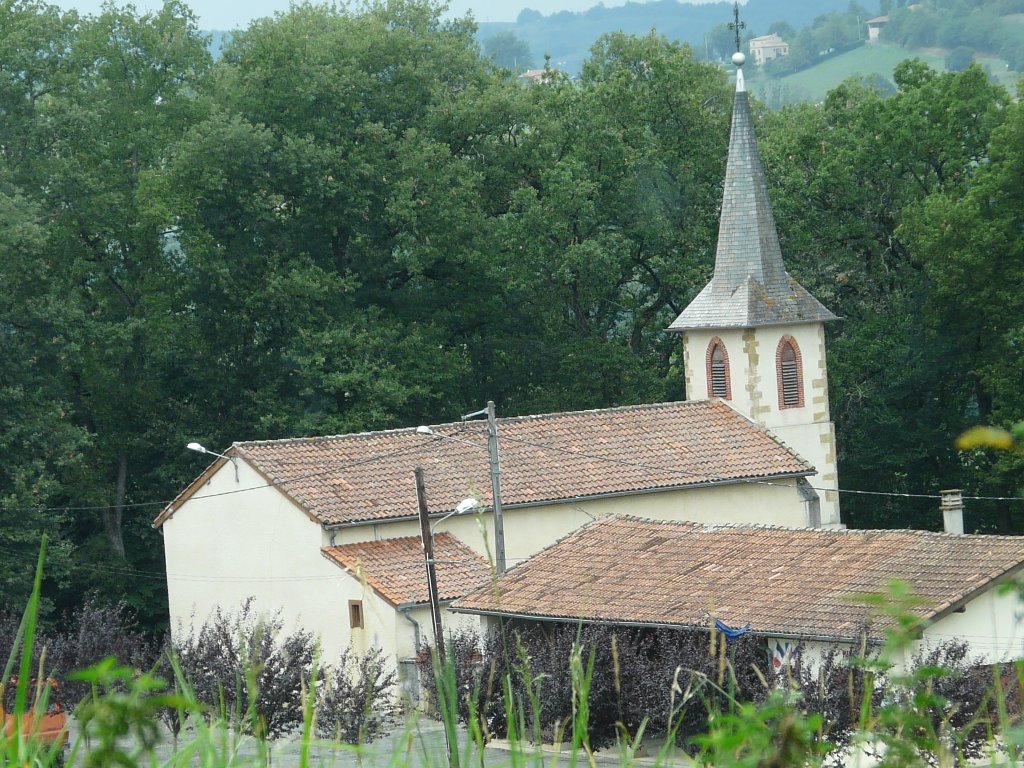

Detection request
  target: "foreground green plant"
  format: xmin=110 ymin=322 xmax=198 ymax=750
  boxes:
xmin=7 ymin=540 xmax=1024 ymax=768
xmin=0 ymin=537 xmax=68 ymax=768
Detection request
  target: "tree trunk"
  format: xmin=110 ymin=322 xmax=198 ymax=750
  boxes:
xmin=103 ymin=453 xmax=127 ymax=559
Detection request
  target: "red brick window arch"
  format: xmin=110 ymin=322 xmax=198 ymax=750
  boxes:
xmin=776 ymin=336 xmax=804 ymax=409
xmin=705 ymin=338 xmax=731 ymax=400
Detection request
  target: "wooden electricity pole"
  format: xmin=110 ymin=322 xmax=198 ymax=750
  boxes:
xmin=415 ymin=466 xmax=445 ymax=662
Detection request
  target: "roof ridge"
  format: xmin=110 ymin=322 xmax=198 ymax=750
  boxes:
xmin=234 ymin=401 xmax=726 ymax=448
xmin=235 ymin=423 xmax=443 ymax=449
xmin=609 ymin=515 xmax=1024 ymax=541
xmin=496 ymin=399 xmax=702 ymax=427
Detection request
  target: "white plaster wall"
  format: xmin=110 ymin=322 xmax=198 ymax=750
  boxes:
xmin=771 ymin=586 xmax=1024 ymax=676
xmin=401 ymin=605 xmax=483 ymax=660
xmin=163 ymin=459 xmax=351 ymax=660
xmin=330 ymin=479 xmax=808 ymax=568
xmin=914 ymin=584 xmax=1024 ymax=666
xmin=682 ymin=323 xmax=841 ymax=527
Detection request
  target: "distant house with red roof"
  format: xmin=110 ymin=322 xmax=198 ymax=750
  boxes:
xmin=866 ymin=15 xmax=890 ymax=42
xmin=749 ymin=33 xmax=790 ymax=65
xmin=517 ymin=67 xmax=561 ymax=83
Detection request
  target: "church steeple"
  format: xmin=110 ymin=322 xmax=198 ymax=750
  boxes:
xmin=668 ymin=51 xmax=836 ymax=331
xmin=668 ymin=24 xmax=843 ymax=529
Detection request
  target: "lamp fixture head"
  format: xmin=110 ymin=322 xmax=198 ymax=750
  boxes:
xmin=455 ymin=498 xmax=480 ymax=514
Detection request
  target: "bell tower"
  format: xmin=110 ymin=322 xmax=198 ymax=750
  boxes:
xmin=667 ymin=41 xmax=842 ymax=528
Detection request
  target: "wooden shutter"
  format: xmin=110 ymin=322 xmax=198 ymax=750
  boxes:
xmin=710 ymin=345 xmax=728 ymax=398
xmin=780 ymin=344 xmax=799 ymax=406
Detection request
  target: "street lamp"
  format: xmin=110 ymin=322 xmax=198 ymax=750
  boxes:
xmin=414 ymin=467 xmax=467 ymax=768
xmin=416 ymin=400 xmax=507 ymax=575
xmin=186 ymin=441 xmax=239 ymax=482
xmin=413 ymin=480 xmax=480 ymax=655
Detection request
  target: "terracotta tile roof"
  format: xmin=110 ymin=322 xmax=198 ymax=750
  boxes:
xmin=322 ymin=534 xmax=491 ymax=607
xmin=160 ymin=400 xmax=810 ymax=528
xmin=453 ymin=516 xmax=1024 ymax=642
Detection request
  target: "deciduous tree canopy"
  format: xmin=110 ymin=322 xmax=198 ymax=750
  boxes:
xmin=1 ymin=0 xmax=1021 ymax=630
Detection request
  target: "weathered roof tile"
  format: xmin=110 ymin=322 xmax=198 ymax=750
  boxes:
xmin=454 ymin=516 xmax=1024 ymax=641
xmin=669 ymin=67 xmax=836 ymax=330
xmin=322 ymin=533 xmax=491 ymax=607
xmin=158 ymin=400 xmax=813 ymax=527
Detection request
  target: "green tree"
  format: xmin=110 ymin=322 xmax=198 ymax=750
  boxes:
xmin=902 ymin=97 xmax=1024 ymax=528
xmin=0 ymin=178 xmax=80 ymax=615
xmin=164 ymin=1 xmax=489 ymax=437
xmin=0 ymin=0 xmax=212 ymax=622
xmin=483 ymin=30 xmax=534 ymax=71
xmin=482 ymin=32 xmax=731 ymax=411
xmin=945 ymin=45 xmax=974 ymax=71
xmin=760 ymin=63 xmax=1011 ymax=530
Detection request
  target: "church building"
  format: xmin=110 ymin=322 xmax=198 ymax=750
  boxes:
xmin=452 ymin=53 xmax=1024 ymax=671
xmin=158 ymin=47 xmax=851 ymax=690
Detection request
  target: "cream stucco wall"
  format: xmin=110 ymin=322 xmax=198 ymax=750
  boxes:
xmin=914 ymin=583 xmax=1024 ymax=666
xmin=770 ymin=584 xmax=1024 ymax=675
xmin=164 ymin=460 xmax=347 ymax=656
xmin=164 ymin=459 xmax=400 ymax=664
xmin=329 ymin=478 xmax=810 ymax=568
xmin=682 ymin=323 xmax=841 ymax=527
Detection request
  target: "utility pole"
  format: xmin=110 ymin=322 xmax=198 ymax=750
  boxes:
xmin=486 ymin=401 xmax=507 ymax=575
xmin=416 ymin=466 xmax=457 ymax=768
xmin=415 ymin=467 xmax=445 ymax=662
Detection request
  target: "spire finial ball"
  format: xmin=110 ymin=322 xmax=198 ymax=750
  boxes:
xmin=732 ymin=52 xmax=746 ymax=67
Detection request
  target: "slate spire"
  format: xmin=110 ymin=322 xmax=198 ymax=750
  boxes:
xmin=668 ymin=53 xmax=836 ymax=331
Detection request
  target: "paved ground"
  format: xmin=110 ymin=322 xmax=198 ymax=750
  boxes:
xmin=64 ymin=717 xmax=693 ymax=767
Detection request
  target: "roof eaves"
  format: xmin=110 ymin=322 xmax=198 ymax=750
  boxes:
xmin=448 ymin=606 xmax=879 ymax=645
xmin=928 ymin=559 xmax=1024 ymax=626
xmin=153 ymin=454 xmax=230 ymax=528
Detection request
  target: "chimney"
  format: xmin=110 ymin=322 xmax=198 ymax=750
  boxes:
xmin=940 ymin=489 xmax=964 ymax=534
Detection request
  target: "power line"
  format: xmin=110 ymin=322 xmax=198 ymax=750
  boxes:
xmin=0 ymin=439 xmax=437 ymax=515
xmin=495 ymin=433 xmax=945 ymax=501
xmin=3 ymin=423 xmax=1023 ymax=518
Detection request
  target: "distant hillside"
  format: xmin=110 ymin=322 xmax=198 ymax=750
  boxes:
xmin=477 ymin=0 xmax=863 ymax=74
xmin=744 ymin=42 xmax=1022 ymax=107
xmin=745 ymin=44 xmax=945 ymax=105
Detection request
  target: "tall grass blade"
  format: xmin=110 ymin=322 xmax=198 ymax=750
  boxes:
xmin=14 ymin=536 xmax=47 ymax=720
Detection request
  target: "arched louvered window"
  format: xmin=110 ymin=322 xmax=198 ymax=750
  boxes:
xmin=777 ymin=336 xmax=804 ymax=409
xmin=705 ymin=338 xmax=731 ymax=400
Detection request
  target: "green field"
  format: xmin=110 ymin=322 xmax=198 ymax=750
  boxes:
xmin=746 ymin=43 xmax=945 ymax=104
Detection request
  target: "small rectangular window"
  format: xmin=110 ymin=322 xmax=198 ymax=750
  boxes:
xmin=349 ymin=600 xmax=364 ymax=629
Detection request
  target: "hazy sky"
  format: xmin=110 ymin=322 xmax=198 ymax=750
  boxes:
xmin=55 ymin=0 xmax=715 ymax=28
